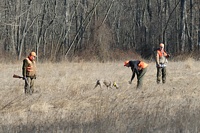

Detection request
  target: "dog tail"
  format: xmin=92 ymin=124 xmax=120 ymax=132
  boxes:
xmin=113 ymin=81 xmax=119 ymax=89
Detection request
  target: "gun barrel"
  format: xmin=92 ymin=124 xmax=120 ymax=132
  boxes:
xmin=13 ymin=74 xmax=23 ymax=79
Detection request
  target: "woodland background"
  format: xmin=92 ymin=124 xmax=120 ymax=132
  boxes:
xmin=0 ymin=0 xmax=200 ymax=62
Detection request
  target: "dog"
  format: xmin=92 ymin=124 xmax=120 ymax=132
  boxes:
xmin=94 ymin=79 xmax=119 ymax=89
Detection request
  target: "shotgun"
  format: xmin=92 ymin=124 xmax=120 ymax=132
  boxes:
xmin=13 ymin=74 xmax=30 ymax=89
xmin=13 ymin=74 xmax=23 ymax=79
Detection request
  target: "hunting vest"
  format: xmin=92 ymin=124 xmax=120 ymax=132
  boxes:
xmin=157 ymin=50 xmax=168 ymax=64
xmin=138 ymin=61 xmax=148 ymax=69
xmin=25 ymin=57 xmax=36 ymax=77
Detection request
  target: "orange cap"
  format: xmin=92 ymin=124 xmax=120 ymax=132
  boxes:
xmin=160 ymin=43 xmax=164 ymax=48
xmin=30 ymin=52 xmax=36 ymax=57
xmin=124 ymin=60 xmax=129 ymax=66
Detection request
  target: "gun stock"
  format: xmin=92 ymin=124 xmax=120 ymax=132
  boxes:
xmin=13 ymin=74 xmax=23 ymax=79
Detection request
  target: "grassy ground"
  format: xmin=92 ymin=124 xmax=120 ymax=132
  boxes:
xmin=0 ymin=58 xmax=200 ymax=133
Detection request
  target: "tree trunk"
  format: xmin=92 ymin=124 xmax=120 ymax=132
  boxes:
xmin=188 ymin=0 xmax=194 ymax=52
xmin=180 ymin=0 xmax=186 ymax=53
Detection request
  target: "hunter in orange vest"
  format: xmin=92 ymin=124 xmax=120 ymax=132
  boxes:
xmin=124 ymin=60 xmax=148 ymax=89
xmin=156 ymin=43 xmax=170 ymax=84
xmin=22 ymin=52 xmax=37 ymax=95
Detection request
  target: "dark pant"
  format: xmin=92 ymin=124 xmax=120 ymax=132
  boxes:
xmin=157 ymin=67 xmax=166 ymax=84
xmin=137 ymin=67 xmax=147 ymax=88
xmin=24 ymin=77 xmax=35 ymax=95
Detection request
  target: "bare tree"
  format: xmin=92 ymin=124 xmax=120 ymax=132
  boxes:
xmin=179 ymin=0 xmax=187 ymax=53
xmin=0 ymin=0 xmax=200 ymax=61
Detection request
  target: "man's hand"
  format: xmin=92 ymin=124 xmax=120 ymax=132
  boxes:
xmin=128 ymin=81 xmax=132 ymax=84
xmin=157 ymin=64 xmax=161 ymax=68
xmin=167 ymin=54 xmax=170 ymax=58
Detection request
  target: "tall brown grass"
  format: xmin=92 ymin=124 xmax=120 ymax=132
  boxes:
xmin=0 ymin=58 xmax=200 ymax=132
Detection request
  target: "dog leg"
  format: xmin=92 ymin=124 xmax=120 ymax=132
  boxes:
xmin=94 ymin=80 xmax=102 ymax=89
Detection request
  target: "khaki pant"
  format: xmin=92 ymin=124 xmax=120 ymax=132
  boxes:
xmin=157 ymin=67 xmax=166 ymax=84
xmin=137 ymin=67 xmax=147 ymax=88
xmin=24 ymin=77 xmax=35 ymax=95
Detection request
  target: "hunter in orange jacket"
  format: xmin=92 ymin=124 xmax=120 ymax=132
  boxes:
xmin=156 ymin=43 xmax=170 ymax=84
xmin=22 ymin=52 xmax=37 ymax=95
xmin=124 ymin=60 xmax=148 ymax=89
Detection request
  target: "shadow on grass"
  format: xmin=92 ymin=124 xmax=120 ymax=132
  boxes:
xmin=1 ymin=108 xmax=200 ymax=133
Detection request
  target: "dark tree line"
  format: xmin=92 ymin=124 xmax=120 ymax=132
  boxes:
xmin=0 ymin=0 xmax=199 ymax=61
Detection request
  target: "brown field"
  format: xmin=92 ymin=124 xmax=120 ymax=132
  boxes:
xmin=0 ymin=58 xmax=200 ymax=133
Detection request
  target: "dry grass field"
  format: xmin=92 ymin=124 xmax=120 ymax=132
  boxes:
xmin=0 ymin=58 xmax=200 ymax=133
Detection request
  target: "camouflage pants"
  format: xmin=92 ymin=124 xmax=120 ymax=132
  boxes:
xmin=24 ymin=77 xmax=35 ymax=95
xmin=157 ymin=67 xmax=166 ymax=84
xmin=137 ymin=67 xmax=147 ymax=88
